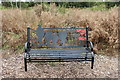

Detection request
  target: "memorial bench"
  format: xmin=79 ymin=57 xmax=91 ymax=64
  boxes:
xmin=24 ymin=25 xmax=94 ymax=71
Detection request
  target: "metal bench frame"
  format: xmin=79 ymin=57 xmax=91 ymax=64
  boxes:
xmin=24 ymin=25 xmax=94 ymax=71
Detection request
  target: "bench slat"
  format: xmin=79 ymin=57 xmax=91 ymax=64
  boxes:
xmin=27 ymin=60 xmax=92 ymax=62
xmin=27 ymin=55 xmax=92 ymax=58
xmin=29 ymin=48 xmax=91 ymax=54
xmin=27 ymin=57 xmax=91 ymax=60
xmin=29 ymin=53 xmax=91 ymax=56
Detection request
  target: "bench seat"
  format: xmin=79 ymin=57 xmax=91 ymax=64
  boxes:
xmin=26 ymin=48 xmax=93 ymax=62
xmin=29 ymin=48 xmax=91 ymax=54
xmin=27 ymin=48 xmax=93 ymax=57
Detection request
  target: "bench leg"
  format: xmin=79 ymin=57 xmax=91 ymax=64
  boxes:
xmin=91 ymin=57 xmax=94 ymax=69
xmin=29 ymin=55 xmax=31 ymax=62
xmin=85 ymin=52 xmax=88 ymax=63
xmin=24 ymin=53 xmax=27 ymax=71
xmin=24 ymin=57 xmax=27 ymax=71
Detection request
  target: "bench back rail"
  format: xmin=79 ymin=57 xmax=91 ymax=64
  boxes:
xmin=27 ymin=25 xmax=89 ymax=49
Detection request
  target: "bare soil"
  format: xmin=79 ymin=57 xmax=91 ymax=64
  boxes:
xmin=1 ymin=50 xmax=118 ymax=78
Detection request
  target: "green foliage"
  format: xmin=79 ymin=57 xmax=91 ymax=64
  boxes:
xmin=42 ymin=2 xmax=50 ymax=11
xmin=56 ymin=2 xmax=93 ymax=8
xmin=15 ymin=45 xmax=24 ymax=50
xmin=1 ymin=2 xmax=119 ymax=9
xmin=2 ymin=44 xmax=10 ymax=49
xmin=2 ymin=2 xmax=34 ymax=9
xmin=0 ymin=5 xmax=6 ymax=9
xmin=2 ymin=2 xmax=12 ymax=7
xmin=2 ymin=44 xmax=24 ymax=51
xmin=105 ymin=2 xmax=120 ymax=9
xmin=89 ymin=4 xmax=107 ymax=11
xmin=49 ymin=62 xmax=56 ymax=67
xmin=57 ymin=6 xmax=67 ymax=14
xmin=19 ymin=2 xmax=29 ymax=8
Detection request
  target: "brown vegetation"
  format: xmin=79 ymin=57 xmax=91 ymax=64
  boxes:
xmin=2 ymin=5 xmax=118 ymax=55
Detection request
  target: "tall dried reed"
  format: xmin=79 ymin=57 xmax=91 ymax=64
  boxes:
xmin=2 ymin=4 xmax=118 ymax=55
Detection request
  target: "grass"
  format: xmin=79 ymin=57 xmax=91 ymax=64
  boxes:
xmin=1 ymin=4 xmax=119 ymax=56
xmin=88 ymin=4 xmax=108 ymax=11
xmin=0 ymin=5 xmax=7 ymax=10
xmin=49 ymin=62 xmax=56 ymax=67
xmin=57 ymin=6 xmax=68 ymax=14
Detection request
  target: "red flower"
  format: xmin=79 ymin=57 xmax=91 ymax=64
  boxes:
xmin=81 ymin=30 xmax=86 ymax=33
xmin=78 ymin=37 xmax=86 ymax=40
xmin=76 ymin=29 xmax=86 ymax=35
xmin=76 ymin=29 xmax=86 ymax=40
xmin=80 ymin=32 xmax=85 ymax=35
xmin=76 ymin=29 xmax=82 ymax=32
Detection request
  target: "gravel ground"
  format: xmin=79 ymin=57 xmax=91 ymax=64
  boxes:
xmin=1 ymin=50 xmax=118 ymax=78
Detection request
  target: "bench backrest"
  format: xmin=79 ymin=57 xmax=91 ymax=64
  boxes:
xmin=27 ymin=25 xmax=89 ymax=48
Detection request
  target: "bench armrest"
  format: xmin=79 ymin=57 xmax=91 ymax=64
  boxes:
xmin=25 ymin=42 xmax=30 ymax=52
xmin=25 ymin=42 xmax=28 ymax=50
xmin=87 ymin=41 xmax=94 ymax=51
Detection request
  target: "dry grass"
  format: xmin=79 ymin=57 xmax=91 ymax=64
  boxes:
xmin=2 ymin=4 xmax=119 ymax=55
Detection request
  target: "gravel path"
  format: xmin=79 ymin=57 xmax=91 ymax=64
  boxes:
xmin=1 ymin=50 xmax=118 ymax=78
